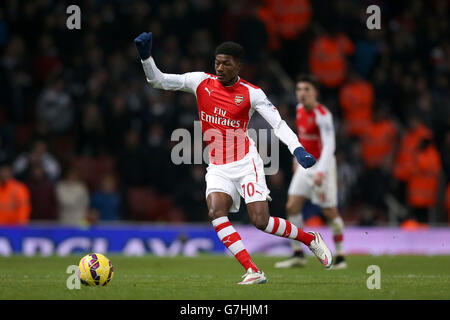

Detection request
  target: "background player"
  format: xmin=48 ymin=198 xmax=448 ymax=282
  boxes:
xmin=134 ymin=32 xmax=334 ymax=284
xmin=275 ymin=74 xmax=347 ymax=269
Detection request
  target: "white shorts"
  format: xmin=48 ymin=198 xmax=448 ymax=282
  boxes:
xmin=205 ymin=144 xmax=271 ymax=213
xmin=288 ymin=155 xmax=337 ymax=208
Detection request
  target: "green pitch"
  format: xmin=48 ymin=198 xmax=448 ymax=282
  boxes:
xmin=0 ymin=255 xmax=449 ymax=300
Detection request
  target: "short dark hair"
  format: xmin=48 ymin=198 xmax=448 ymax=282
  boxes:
xmin=215 ymin=41 xmax=244 ymax=62
xmin=296 ymin=74 xmax=319 ymax=90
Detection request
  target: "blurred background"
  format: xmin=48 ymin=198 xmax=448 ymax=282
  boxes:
xmin=0 ymin=0 xmax=449 ymax=238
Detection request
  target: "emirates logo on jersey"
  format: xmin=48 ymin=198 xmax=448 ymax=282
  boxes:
xmin=234 ymin=95 xmax=245 ymax=106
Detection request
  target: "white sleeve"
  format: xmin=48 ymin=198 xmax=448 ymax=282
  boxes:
xmin=315 ymin=110 xmax=335 ymax=173
xmin=252 ymin=88 xmax=302 ymax=154
xmin=141 ymin=57 xmax=206 ymax=94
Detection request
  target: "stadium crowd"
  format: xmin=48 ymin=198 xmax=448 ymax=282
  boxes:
xmin=0 ymin=0 xmax=449 ymax=226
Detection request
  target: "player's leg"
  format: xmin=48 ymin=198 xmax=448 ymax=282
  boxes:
xmin=207 ymin=192 xmax=265 ymax=284
xmin=246 ymin=200 xmax=333 ymax=268
xmin=274 ymin=195 xmax=308 ymax=268
xmin=314 ymin=156 xmax=346 ymax=268
xmin=322 ymin=206 xmax=346 ymax=269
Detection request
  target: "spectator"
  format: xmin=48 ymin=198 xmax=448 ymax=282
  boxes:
xmin=335 ymin=150 xmax=359 ymax=211
xmin=309 ymin=29 xmax=354 ymax=89
xmin=257 ymin=0 xmax=311 ymax=51
xmin=0 ymin=35 xmax=31 ymax=123
xmin=145 ymin=123 xmax=174 ymax=192
xmin=406 ymin=138 xmax=442 ymax=223
xmin=339 ymin=71 xmax=374 ymax=138
xmin=13 ymin=139 xmax=61 ymax=182
xmin=76 ymin=102 xmax=106 ymax=155
xmin=25 ymin=164 xmax=58 ymax=221
xmin=353 ymin=29 xmax=382 ymax=79
xmin=56 ymin=166 xmax=90 ymax=225
xmin=90 ymin=174 xmax=121 ymax=221
xmin=358 ymin=107 xmax=398 ymax=224
xmin=116 ymin=128 xmax=151 ymax=187
xmin=361 ymin=107 xmax=398 ymax=171
xmin=36 ymin=77 xmax=74 ymax=134
xmin=104 ymin=94 xmax=132 ymax=154
xmin=34 ymin=34 xmax=62 ymax=83
xmin=393 ymin=116 xmax=433 ymax=203
xmin=0 ymin=159 xmax=30 ymax=225
xmin=235 ymin=7 xmax=268 ymax=64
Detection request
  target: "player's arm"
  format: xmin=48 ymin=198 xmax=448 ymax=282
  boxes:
xmin=315 ymin=110 xmax=336 ymax=177
xmin=252 ymin=89 xmax=316 ymax=168
xmin=134 ymin=32 xmax=205 ymax=93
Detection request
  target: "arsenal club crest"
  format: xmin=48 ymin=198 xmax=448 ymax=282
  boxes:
xmin=234 ymin=95 xmax=245 ymax=106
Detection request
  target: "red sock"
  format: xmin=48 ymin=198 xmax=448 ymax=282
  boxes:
xmin=264 ymin=216 xmax=315 ymax=246
xmin=212 ymin=216 xmax=259 ymax=272
xmin=235 ymin=250 xmax=259 ymax=272
xmin=296 ymin=228 xmax=315 ymax=246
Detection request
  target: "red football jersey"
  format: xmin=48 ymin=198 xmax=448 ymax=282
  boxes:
xmin=141 ymin=57 xmax=302 ymax=165
xmin=196 ymin=75 xmax=255 ymax=164
xmin=296 ymin=103 xmax=335 ymax=170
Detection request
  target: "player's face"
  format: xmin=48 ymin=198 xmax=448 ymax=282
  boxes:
xmin=215 ymin=54 xmax=240 ymax=86
xmin=296 ymin=82 xmax=318 ymax=108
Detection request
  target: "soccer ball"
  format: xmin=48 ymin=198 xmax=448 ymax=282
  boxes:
xmin=78 ymin=253 xmax=114 ymax=286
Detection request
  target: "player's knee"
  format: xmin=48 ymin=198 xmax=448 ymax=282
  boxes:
xmin=251 ymin=213 xmax=269 ymax=231
xmin=207 ymin=208 xmax=228 ymax=222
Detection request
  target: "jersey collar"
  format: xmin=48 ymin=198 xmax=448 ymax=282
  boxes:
xmin=218 ymin=76 xmax=241 ymax=89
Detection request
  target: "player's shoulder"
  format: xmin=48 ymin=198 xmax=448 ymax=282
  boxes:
xmin=314 ymin=103 xmax=334 ymax=124
xmin=238 ymin=78 xmax=267 ymax=103
xmin=314 ymin=103 xmax=331 ymax=116
xmin=203 ymin=72 xmax=217 ymax=79
xmin=190 ymin=71 xmax=215 ymax=82
xmin=313 ymin=104 xmax=334 ymax=121
xmin=191 ymin=72 xmax=217 ymax=92
xmin=185 ymin=71 xmax=213 ymax=85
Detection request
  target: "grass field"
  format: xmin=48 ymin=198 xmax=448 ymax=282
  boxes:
xmin=0 ymin=254 xmax=449 ymax=300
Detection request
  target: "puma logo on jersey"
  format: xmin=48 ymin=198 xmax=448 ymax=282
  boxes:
xmin=205 ymin=87 xmax=214 ymax=96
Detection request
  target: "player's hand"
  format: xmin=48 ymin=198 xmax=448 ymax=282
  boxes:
xmin=294 ymin=147 xmax=316 ymax=169
xmin=313 ymin=171 xmax=325 ymax=187
xmin=134 ymin=32 xmax=152 ymax=61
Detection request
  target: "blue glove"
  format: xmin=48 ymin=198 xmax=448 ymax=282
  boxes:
xmin=294 ymin=147 xmax=316 ymax=168
xmin=134 ymin=32 xmax=152 ymax=61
